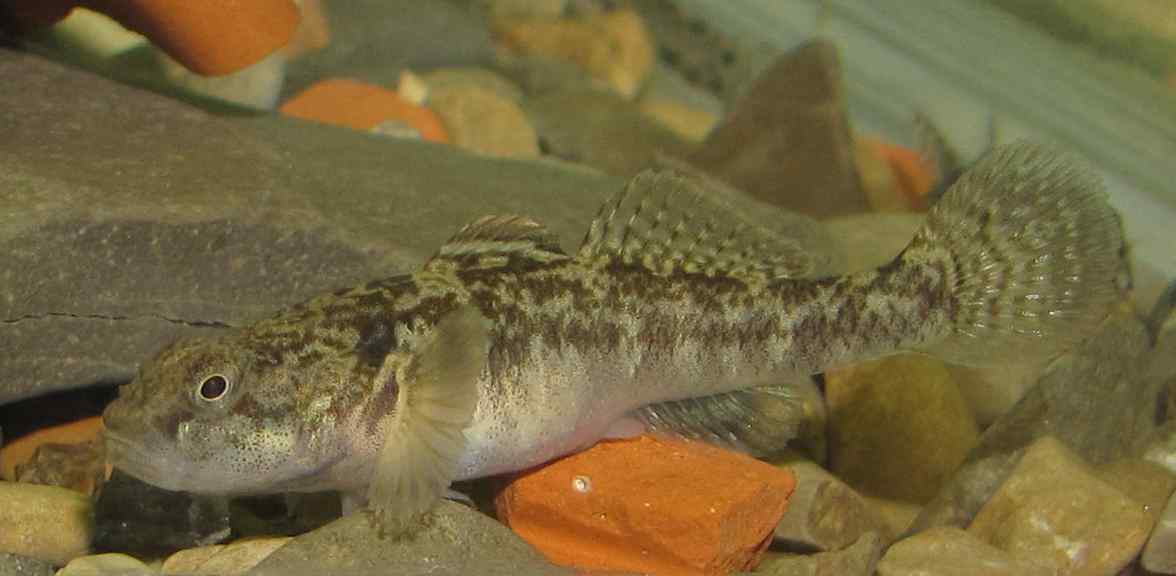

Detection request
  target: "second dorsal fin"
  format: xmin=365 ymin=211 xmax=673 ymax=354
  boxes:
xmin=577 ymin=170 xmax=814 ymax=282
xmin=426 ymin=215 xmax=569 ymax=272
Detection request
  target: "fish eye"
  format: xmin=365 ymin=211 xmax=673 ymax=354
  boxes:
xmin=197 ymin=374 xmax=231 ymax=401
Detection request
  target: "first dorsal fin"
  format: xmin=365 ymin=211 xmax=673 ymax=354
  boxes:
xmin=426 ymin=215 xmax=569 ymax=272
xmin=577 ymin=170 xmax=814 ymax=282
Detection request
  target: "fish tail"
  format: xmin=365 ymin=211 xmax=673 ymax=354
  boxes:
xmin=903 ymin=141 xmax=1125 ymax=365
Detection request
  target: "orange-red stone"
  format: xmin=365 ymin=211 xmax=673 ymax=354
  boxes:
xmin=0 ymin=416 xmax=105 ymax=482
xmin=496 ymin=435 xmax=796 ymax=576
xmin=279 ymin=78 xmax=450 ymax=143
xmin=4 ymin=0 xmax=300 ymax=76
xmin=862 ymin=137 xmax=936 ymax=210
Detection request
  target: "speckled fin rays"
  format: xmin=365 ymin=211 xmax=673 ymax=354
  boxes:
xmin=577 ymin=169 xmax=817 ymax=281
xmin=909 ymin=142 xmax=1124 ymax=365
xmin=365 ymin=303 xmax=489 ymax=535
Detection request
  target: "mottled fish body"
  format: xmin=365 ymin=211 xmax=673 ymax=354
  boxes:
xmin=103 ymin=143 xmax=1124 ymax=531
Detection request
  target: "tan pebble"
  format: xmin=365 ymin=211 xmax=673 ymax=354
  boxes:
xmin=428 ymin=86 xmax=539 ymax=159
xmin=161 ymin=545 xmax=225 ymax=575
xmin=861 ymin=495 xmax=922 ymax=542
xmin=485 ymin=0 xmax=566 ymax=20
xmin=0 ymin=481 xmax=92 ymax=566
xmin=397 ymin=70 xmax=430 ymax=106
xmin=496 ymin=8 xmax=654 ymax=98
xmin=968 ymin=436 xmax=1154 ymax=576
xmin=188 ymin=537 xmax=291 ymax=575
xmin=1142 ymin=490 xmax=1176 ymax=573
xmin=637 ymin=97 xmax=717 ymax=142
xmin=772 ymin=459 xmax=893 ymax=550
xmin=877 ymin=527 xmax=1054 ymax=576
xmin=1097 ymin=458 xmax=1176 ymax=524
xmin=757 ymin=532 xmax=881 ymax=575
xmin=423 ymin=67 xmax=524 ymax=103
xmin=55 ymin=553 xmax=153 ymax=576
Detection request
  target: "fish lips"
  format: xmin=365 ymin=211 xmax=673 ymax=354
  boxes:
xmin=102 ymin=429 xmax=194 ymax=492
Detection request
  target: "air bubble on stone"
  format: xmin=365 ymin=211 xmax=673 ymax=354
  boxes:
xmin=572 ymin=475 xmax=592 ymax=493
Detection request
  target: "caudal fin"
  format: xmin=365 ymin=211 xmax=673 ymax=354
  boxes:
xmin=907 ymin=142 xmax=1125 ymax=365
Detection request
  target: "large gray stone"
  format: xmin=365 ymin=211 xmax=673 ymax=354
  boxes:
xmin=247 ymin=502 xmax=571 ymax=576
xmin=686 ymin=40 xmax=870 ymax=220
xmin=1 ymin=48 xmax=839 ymax=406
xmin=0 ymin=48 xmax=618 ymax=405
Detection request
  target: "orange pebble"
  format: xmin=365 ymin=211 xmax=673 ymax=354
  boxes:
xmin=0 ymin=416 xmax=104 ymax=482
xmin=3 ymin=0 xmax=300 ymax=76
xmin=866 ymin=138 xmax=937 ymax=210
xmin=279 ymin=78 xmax=450 ymax=143
xmin=496 ymin=435 xmax=796 ymax=576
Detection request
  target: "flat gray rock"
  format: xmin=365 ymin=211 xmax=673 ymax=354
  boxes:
xmin=1 ymin=48 xmax=839 ymax=406
xmin=0 ymin=49 xmax=619 ymax=405
xmin=247 ymin=502 xmax=572 ymax=576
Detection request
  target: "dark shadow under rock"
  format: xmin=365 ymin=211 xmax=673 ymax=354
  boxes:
xmin=93 ymin=470 xmax=231 ymax=555
xmin=686 ymin=40 xmax=869 ymax=220
xmin=909 ymin=304 xmax=1167 ymax=533
xmin=247 ymin=502 xmax=573 ymax=576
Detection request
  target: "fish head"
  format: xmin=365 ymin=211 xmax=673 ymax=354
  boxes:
xmin=102 ymin=334 xmax=314 ymax=494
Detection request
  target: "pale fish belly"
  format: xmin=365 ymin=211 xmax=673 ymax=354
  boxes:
xmin=452 ymin=314 xmax=802 ymax=480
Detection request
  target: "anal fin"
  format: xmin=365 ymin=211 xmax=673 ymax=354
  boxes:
xmin=634 ymin=380 xmax=819 ymax=458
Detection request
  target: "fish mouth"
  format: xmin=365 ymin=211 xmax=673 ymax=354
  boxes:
xmin=103 ymin=431 xmax=189 ymax=491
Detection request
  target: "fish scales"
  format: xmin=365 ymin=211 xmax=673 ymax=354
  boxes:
xmin=102 ymin=142 xmax=1124 ymax=533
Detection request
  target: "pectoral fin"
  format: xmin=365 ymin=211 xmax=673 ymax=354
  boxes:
xmin=366 ymin=304 xmax=489 ymax=535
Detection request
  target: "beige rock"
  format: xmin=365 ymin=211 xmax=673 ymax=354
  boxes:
xmin=773 ymin=460 xmax=892 ymax=550
xmin=0 ymin=481 xmax=92 ymax=566
xmin=206 ymin=538 xmax=290 ymax=574
xmin=496 ymin=8 xmax=654 ymax=98
xmin=968 ymin=436 xmax=1154 ymax=576
xmin=161 ymin=545 xmax=225 ymax=575
xmin=877 ymin=526 xmax=1054 ymax=576
xmin=1142 ymin=490 xmax=1176 ymax=574
xmin=826 ymin=354 xmax=979 ymax=504
xmin=862 ymin=496 xmax=922 ymax=541
xmin=638 ymin=97 xmax=717 ymax=142
xmin=423 ymin=67 xmax=525 ymax=104
xmin=752 ymin=532 xmax=881 ymax=576
xmin=55 ymin=553 xmax=153 ymax=576
xmin=428 ymin=86 xmax=540 ymax=159
xmin=1097 ymin=458 xmax=1176 ymax=524
xmin=485 ymin=0 xmax=566 ymax=20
